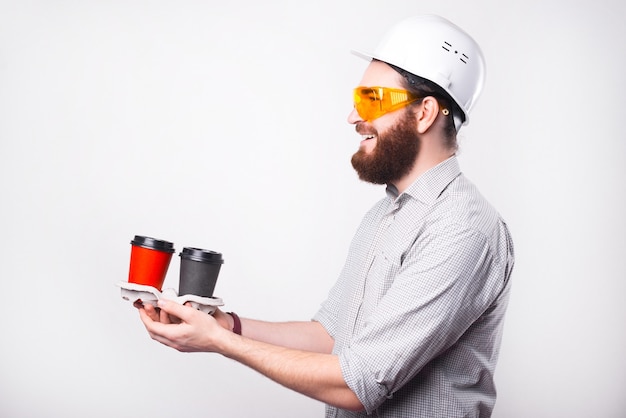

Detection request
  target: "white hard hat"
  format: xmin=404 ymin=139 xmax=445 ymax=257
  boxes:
xmin=352 ymin=15 xmax=486 ymax=129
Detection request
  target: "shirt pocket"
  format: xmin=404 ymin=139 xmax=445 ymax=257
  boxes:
xmin=362 ymin=250 xmax=401 ymax=314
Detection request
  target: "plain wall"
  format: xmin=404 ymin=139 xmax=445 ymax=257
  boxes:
xmin=1 ymin=0 xmax=624 ymax=417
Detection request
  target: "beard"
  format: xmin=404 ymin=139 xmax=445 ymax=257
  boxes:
xmin=351 ymin=109 xmax=420 ymax=185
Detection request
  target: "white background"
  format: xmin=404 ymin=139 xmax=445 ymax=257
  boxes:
xmin=1 ymin=1 xmax=624 ymax=417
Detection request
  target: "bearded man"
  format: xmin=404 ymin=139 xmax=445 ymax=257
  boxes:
xmin=136 ymin=14 xmax=515 ymax=418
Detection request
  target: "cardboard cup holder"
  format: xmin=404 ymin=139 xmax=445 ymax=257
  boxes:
xmin=116 ymin=281 xmax=224 ymax=315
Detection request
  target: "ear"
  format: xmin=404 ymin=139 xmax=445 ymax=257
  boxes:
xmin=415 ymin=97 xmax=440 ymax=134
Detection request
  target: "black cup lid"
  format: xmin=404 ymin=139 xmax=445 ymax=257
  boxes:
xmin=131 ymin=235 xmax=175 ymax=253
xmin=179 ymin=247 xmax=224 ymax=264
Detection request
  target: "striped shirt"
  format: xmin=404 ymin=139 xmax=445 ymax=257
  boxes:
xmin=314 ymin=156 xmax=514 ymax=417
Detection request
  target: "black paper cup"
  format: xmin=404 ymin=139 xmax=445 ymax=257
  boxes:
xmin=178 ymin=247 xmax=224 ymax=297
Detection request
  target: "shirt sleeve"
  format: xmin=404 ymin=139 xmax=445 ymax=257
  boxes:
xmin=313 ymin=200 xmax=389 ymax=339
xmin=338 ymin=222 xmax=507 ymax=413
xmin=313 ymin=283 xmax=341 ymax=339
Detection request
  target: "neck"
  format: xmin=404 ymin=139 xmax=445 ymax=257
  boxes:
xmin=391 ymin=147 xmax=455 ymax=194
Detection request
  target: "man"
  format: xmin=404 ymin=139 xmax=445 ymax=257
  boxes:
xmin=137 ymin=14 xmax=515 ymax=417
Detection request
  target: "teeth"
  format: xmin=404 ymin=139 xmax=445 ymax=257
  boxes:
xmin=361 ymin=134 xmax=376 ymax=140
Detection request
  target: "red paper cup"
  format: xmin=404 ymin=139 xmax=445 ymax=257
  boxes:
xmin=128 ymin=235 xmax=175 ymax=290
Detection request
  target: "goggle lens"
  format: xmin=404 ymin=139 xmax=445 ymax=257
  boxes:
xmin=353 ymin=87 xmax=420 ymax=121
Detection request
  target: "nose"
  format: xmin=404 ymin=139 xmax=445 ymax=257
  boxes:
xmin=347 ymin=107 xmax=363 ymax=125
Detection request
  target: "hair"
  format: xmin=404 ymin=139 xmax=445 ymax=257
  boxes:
xmin=386 ymin=61 xmax=461 ymax=151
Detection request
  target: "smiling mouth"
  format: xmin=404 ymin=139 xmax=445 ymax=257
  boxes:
xmin=355 ymin=122 xmax=377 ymax=146
xmin=358 ymin=134 xmax=377 ymax=151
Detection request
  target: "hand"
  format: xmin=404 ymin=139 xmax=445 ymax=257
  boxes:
xmin=212 ymin=308 xmax=235 ymax=332
xmin=135 ymin=300 xmax=362 ymax=410
xmin=133 ymin=299 xmax=183 ymax=324
xmin=136 ymin=299 xmax=230 ymax=353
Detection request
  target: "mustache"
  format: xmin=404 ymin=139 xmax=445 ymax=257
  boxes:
xmin=355 ymin=122 xmax=377 ymax=136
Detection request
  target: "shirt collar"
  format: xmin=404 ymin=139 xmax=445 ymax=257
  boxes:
xmin=386 ymin=156 xmax=461 ymax=205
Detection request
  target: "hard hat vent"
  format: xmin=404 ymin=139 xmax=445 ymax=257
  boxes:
xmin=441 ymin=41 xmax=470 ymax=65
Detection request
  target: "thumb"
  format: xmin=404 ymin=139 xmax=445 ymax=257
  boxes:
xmin=157 ymin=299 xmax=193 ymax=322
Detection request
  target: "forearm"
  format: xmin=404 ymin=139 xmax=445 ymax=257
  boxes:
xmin=140 ymin=302 xmax=358 ymax=409
xmin=239 ymin=318 xmax=334 ymax=354
xmin=219 ymin=331 xmax=363 ymax=411
xmin=216 ymin=309 xmax=334 ymax=353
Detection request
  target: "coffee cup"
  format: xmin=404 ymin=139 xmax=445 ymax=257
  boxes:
xmin=127 ymin=235 xmax=175 ymax=291
xmin=178 ymin=247 xmax=224 ymax=298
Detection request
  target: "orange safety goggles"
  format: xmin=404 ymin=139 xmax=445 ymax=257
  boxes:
xmin=353 ymin=86 xmax=422 ymax=121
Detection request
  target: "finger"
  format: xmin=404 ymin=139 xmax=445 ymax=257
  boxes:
xmin=137 ymin=305 xmax=155 ymax=326
xmin=137 ymin=304 xmax=191 ymax=352
xmin=169 ymin=313 xmax=182 ymax=324
xmin=148 ymin=332 xmax=176 ymax=349
xmin=159 ymin=306 xmax=172 ymax=324
xmin=143 ymin=304 xmax=160 ymax=322
xmin=157 ymin=299 xmax=195 ymax=323
xmin=139 ymin=307 xmax=176 ymax=340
